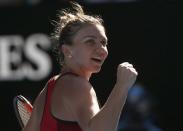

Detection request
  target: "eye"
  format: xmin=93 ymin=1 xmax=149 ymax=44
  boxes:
xmin=85 ymin=39 xmax=96 ymax=45
xmin=100 ymin=39 xmax=108 ymax=46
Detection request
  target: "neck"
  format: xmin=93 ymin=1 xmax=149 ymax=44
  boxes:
xmin=61 ymin=65 xmax=92 ymax=81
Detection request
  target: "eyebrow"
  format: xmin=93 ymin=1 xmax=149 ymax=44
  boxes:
xmin=83 ymin=35 xmax=108 ymax=41
xmin=83 ymin=35 xmax=97 ymax=39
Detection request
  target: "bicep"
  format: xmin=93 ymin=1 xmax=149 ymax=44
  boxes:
xmin=76 ymin=96 xmax=100 ymax=130
xmin=65 ymin=83 xmax=100 ymax=130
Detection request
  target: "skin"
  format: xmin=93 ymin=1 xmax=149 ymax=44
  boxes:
xmin=62 ymin=24 xmax=108 ymax=80
xmin=22 ymin=24 xmax=138 ymax=131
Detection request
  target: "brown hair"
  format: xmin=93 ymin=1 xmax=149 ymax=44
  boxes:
xmin=51 ymin=2 xmax=104 ymax=66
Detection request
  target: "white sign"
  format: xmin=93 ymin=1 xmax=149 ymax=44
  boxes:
xmin=0 ymin=34 xmax=52 ymax=81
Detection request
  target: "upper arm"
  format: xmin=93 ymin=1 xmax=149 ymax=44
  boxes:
xmin=62 ymin=77 xmax=100 ymax=130
xmin=22 ymin=84 xmax=47 ymax=131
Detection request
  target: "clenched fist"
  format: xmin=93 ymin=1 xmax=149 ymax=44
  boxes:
xmin=116 ymin=62 xmax=138 ymax=90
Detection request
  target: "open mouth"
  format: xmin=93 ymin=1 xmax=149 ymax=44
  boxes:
xmin=91 ymin=58 xmax=102 ymax=63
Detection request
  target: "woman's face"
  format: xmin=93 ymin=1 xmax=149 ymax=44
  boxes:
xmin=68 ymin=24 xmax=108 ymax=74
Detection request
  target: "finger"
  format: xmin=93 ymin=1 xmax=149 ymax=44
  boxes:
xmin=129 ymin=68 xmax=138 ymax=75
xmin=121 ymin=62 xmax=133 ymax=67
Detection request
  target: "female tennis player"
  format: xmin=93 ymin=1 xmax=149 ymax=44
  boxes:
xmin=22 ymin=2 xmax=138 ymax=131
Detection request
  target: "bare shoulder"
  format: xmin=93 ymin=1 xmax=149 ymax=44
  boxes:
xmin=51 ymin=74 xmax=95 ymax=118
xmin=52 ymin=74 xmax=99 ymax=128
xmin=54 ymin=74 xmax=93 ymax=101
xmin=64 ymin=75 xmax=99 ymax=109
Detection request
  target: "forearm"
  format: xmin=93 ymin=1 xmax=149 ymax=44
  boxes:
xmin=88 ymin=84 xmax=129 ymax=131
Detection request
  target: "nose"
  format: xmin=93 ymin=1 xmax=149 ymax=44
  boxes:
xmin=96 ymin=44 xmax=108 ymax=59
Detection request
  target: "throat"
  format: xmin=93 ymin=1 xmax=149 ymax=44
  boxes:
xmin=61 ymin=65 xmax=91 ymax=81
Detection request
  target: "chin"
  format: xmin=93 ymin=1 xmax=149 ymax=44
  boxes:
xmin=92 ymin=67 xmax=101 ymax=73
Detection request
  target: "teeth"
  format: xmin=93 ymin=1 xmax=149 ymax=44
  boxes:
xmin=94 ymin=57 xmax=100 ymax=59
xmin=92 ymin=58 xmax=102 ymax=62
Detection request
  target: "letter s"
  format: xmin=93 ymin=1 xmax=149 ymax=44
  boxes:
xmin=24 ymin=34 xmax=52 ymax=81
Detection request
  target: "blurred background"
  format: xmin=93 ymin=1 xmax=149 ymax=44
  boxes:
xmin=0 ymin=0 xmax=181 ymax=131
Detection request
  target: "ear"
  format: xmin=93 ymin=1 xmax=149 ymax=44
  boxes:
xmin=61 ymin=44 xmax=72 ymax=57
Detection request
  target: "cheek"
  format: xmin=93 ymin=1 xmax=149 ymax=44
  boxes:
xmin=73 ymin=49 xmax=89 ymax=61
xmin=104 ymin=48 xmax=108 ymax=59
